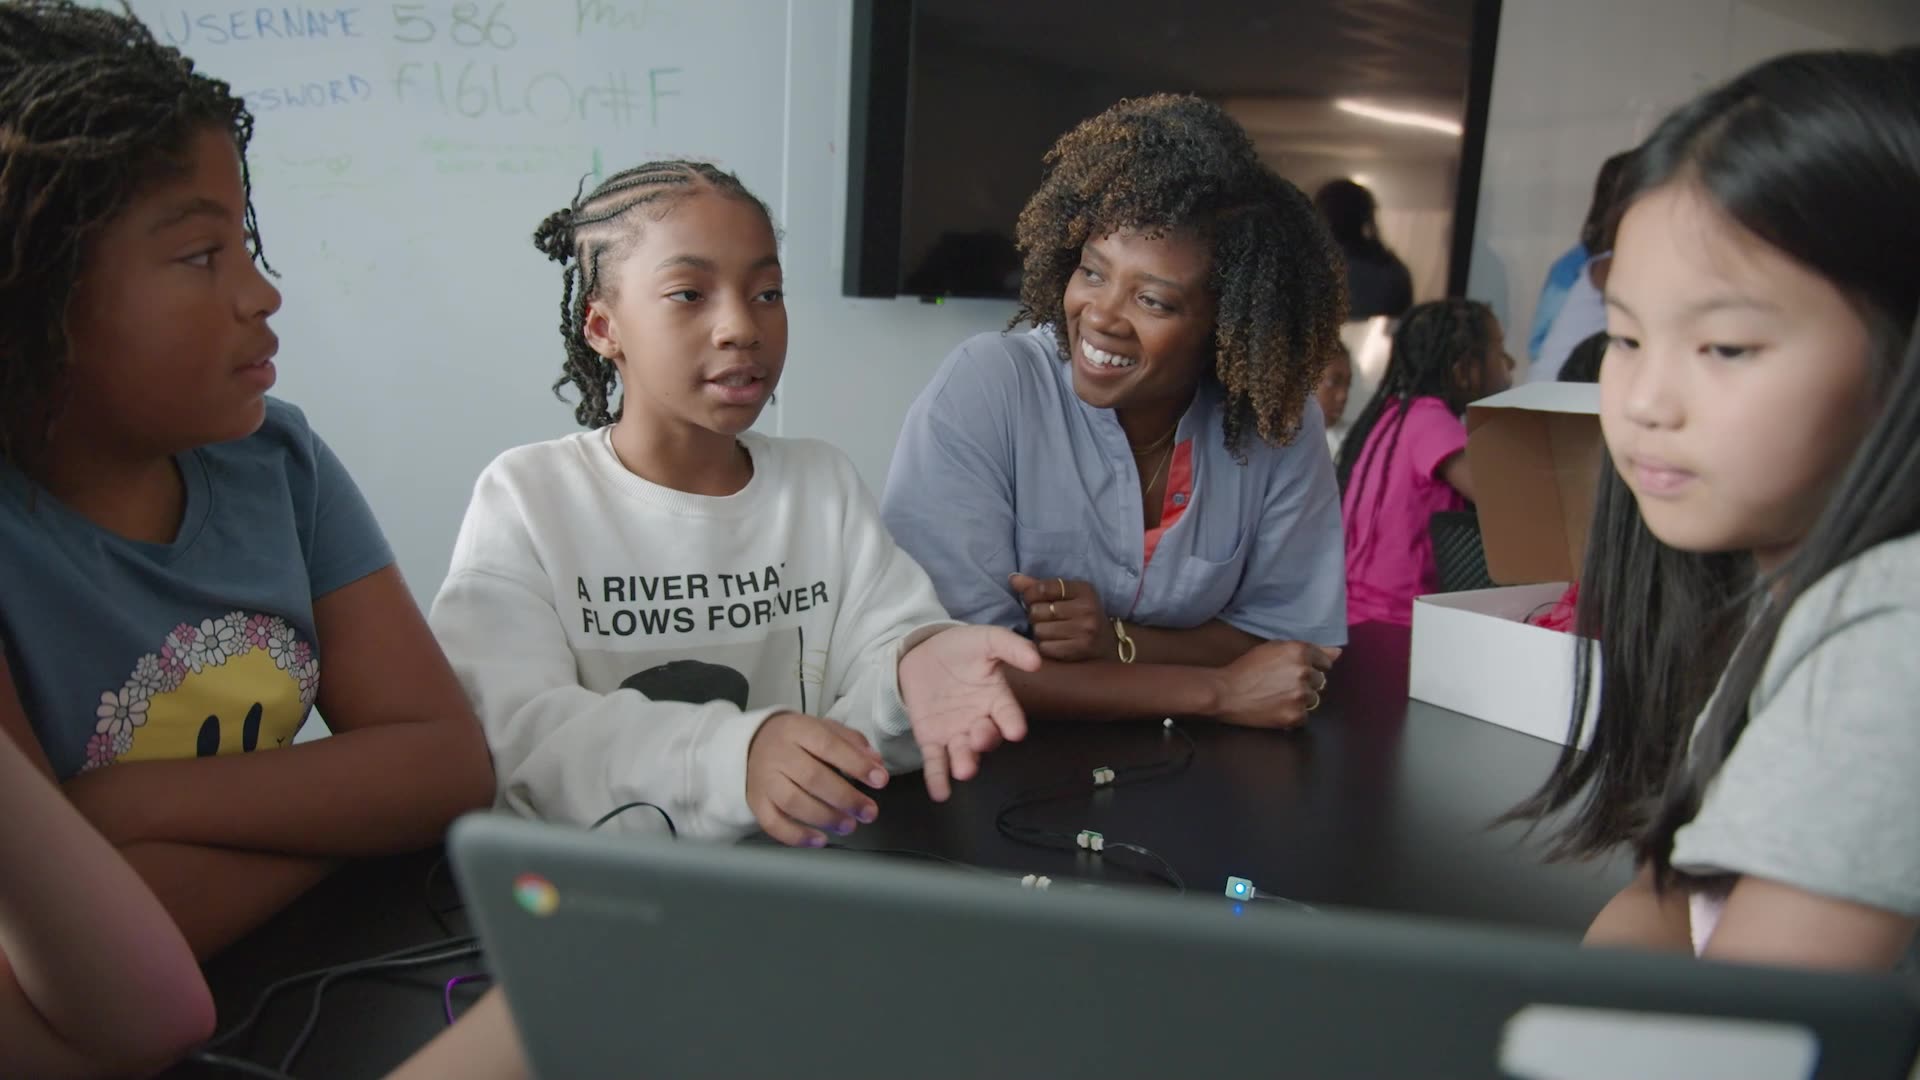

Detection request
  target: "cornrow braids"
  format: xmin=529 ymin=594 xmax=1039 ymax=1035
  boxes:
xmin=1013 ymin=93 xmax=1348 ymax=457
xmin=1336 ymin=299 xmax=1496 ymax=548
xmin=533 ymin=160 xmax=773 ymax=428
xmin=0 ymin=0 xmax=266 ymax=466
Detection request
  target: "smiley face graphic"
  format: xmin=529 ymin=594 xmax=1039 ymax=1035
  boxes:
xmin=85 ymin=612 xmax=318 ymax=770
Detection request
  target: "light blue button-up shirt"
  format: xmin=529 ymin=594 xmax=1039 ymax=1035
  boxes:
xmin=881 ymin=328 xmax=1347 ymax=645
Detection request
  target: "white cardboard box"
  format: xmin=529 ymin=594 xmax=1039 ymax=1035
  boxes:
xmin=1409 ymin=383 xmax=1602 ymax=746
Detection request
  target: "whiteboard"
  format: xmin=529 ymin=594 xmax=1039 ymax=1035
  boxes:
xmin=113 ymin=1 xmax=790 ymax=603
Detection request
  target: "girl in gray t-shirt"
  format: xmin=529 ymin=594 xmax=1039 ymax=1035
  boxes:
xmin=1508 ymin=46 xmax=1920 ymax=973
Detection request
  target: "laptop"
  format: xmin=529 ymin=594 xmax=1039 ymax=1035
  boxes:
xmin=450 ymin=814 xmax=1920 ymax=1079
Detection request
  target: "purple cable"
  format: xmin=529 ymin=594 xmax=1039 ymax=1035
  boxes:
xmin=442 ymin=973 xmax=492 ymax=1025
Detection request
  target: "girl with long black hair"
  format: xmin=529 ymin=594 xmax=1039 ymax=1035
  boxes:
xmin=1513 ymin=46 xmax=1920 ymax=972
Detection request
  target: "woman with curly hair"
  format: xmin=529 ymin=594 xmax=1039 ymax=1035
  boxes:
xmin=883 ymin=94 xmax=1351 ymax=728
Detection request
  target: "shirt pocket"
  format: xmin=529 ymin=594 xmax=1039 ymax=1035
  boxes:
xmin=1166 ymin=535 xmax=1250 ymax=625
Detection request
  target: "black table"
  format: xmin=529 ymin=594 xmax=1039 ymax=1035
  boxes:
xmin=170 ymin=623 xmax=1629 ymax=1079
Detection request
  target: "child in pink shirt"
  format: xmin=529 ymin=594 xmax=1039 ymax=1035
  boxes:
xmin=1338 ymin=300 xmax=1513 ymax=626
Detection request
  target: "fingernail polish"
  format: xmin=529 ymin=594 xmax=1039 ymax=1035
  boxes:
xmin=856 ymin=806 xmax=877 ymax=824
xmin=836 ymin=819 xmax=856 ymax=835
xmin=807 ymin=835 xmax=826 ymax=847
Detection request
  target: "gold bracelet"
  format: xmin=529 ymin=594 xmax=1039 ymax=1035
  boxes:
xmin=1113 ymin=619 xmax=1137 ymax=664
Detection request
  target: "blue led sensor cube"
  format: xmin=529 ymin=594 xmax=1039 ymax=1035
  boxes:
xmin=1225 ymin=876 xmax=1254 ymax=900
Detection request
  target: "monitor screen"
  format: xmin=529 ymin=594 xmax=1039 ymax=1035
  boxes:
xmin=846 ymin=0 xmax=1498 ymax=303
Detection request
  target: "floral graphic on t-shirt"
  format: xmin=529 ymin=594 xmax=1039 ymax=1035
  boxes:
xmin=83 ymin=611 xmax=318 ymax=771
xmin=266 ymin=619 xmax=298 ymax=667
xmin=94 ymin=688 xmax=148 ymax=749
xmin=128 ymin=654 xmax=167 ymax=697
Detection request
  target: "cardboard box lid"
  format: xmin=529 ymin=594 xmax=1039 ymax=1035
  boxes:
xmin=1465 ymin=383 xmax=1604 ymax=586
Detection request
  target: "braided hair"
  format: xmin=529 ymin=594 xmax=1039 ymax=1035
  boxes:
xmin=0 ymin=0 xmax=266 ymax=466
xmin=1336 ymin=299 xmax=1497 ymax=532
xmin=1013 ymin=94 xmax=1348 ymax=456
xmin=533 ymin=160 xmax=773 ymax=428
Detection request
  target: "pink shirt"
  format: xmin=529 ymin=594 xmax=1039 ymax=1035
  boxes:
xmin=1341 ymin=397 xmax=1468 ymax=626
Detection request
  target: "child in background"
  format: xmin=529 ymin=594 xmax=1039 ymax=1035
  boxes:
xmin=1513 ymin=47 xmax=1920 ymax=972
xmin=1557 ymin=330 xmax=1609 ymax=384
xmin=1317 ymin=342 xmax=1353 ymax=457
xmin=1337 ymin=300 xmax=1513 ymax=626
xmin=0 ymin=0 xmax=493 ymax=959
xmin=430 ymin=161 xmax=1040 ymax=847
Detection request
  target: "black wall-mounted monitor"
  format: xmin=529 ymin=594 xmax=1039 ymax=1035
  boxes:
xmin=844 ymin=0 xmax=1502 ymax=303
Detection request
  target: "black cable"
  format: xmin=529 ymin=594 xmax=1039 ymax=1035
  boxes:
xmin=206 ymin=936 xmax=479 ymax=1052
xmin=590 ymin=800 xmax=678 ymax=835
xmin=991 ymin=722 xmax=1197 ymax=823
xmin=826 ymin=841 xmax=1178 ymax=891
xmin=407 ymin=800 xmax=680 ymax=1049
xmin=423 ymin=852 xmax=461 ymax=938
xmin=279 ymin=943 xmax=482 ymax=1072
xmin=1102 ymin=841 xmax=1186 ymax=893
xmin=187 ymin=1051 xmax=301 ymax=1079
xmin=432 ymin=798 xmax=678 ymax=933
xmin=992 ymin=721 xmax=1197 ymax=893
xmin=995 ymin=721 xmax=1197 ymax=821
xmin=293 ymin=807 xmax=672 ymax=1069
xmin=991 ymin=818 xmax=1187 ymax=893
xmin=268 ymin=800 xmax=677 ymax=1070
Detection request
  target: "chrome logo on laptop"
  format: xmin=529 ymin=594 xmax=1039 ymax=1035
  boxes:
xmin=513 ymin=872 xmax=560 ymax=917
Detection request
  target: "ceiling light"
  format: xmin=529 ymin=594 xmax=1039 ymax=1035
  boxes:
xmin=1333 ymin=99 xmax=1463 ymax=136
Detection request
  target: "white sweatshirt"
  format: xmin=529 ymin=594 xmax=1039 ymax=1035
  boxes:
xmin=430 ymin=429 xmax=951 ymax=839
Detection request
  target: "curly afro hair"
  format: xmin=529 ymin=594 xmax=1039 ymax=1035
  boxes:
xmin=1013 ymin=93 xmax=1348 ymax=455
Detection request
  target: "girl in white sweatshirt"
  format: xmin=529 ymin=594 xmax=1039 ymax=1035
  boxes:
xmin=430 ymin=161 xmax=1039 ymax=846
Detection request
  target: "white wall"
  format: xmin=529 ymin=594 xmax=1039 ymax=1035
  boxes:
xmin=1468 ymin=0 xmax=1920 ymax=375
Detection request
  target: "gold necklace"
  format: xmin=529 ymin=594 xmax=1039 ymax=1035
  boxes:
xmin=1142 ymin=441 xmax=1175 ymax=498
xmin=1127 ymin=421 xmax=1180 ymax=457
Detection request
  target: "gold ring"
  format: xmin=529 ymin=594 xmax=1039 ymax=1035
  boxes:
xmin=1307 ymin=691 xmax=1322 ymax=713
xmin=1056 ymin=578 xmax=1068 ymax=600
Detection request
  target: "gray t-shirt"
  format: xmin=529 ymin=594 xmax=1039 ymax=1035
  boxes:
xmin=1673 ymin=531 xmax=1920 ymax=950
xmin=0 ymin=399 xmax=391 ymax=779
